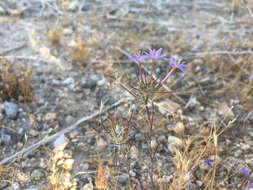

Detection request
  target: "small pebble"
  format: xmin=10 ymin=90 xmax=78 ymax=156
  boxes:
xmin=67 ymin=1 xmax=78 ymax=11
xmin=118 ymin=174 xmax=129 ymax=184
xmin=82 ymin=80 xmax=97 ymax=89
xmin=0 ymin=130 xmax=11 ymax=145
xmin=0 ymin=6 xmax=5 ymax=15
xmin=63 ymin=159 xmax=75 ymax=170
xmin=27 ymin=185 xmax=40 ymax=190
xmin=4 ymin=101 xmax=18 ymax=119
xmin=12 ymin=182 xmax=21 ymax=190
xmin=196 ymin=180 xmax=203 ymax=187
xmin=187 ymin=183 xmax=198 ymax=190
xmin=130 ymin=170 xmax=136 ymax=177
xmin=31 ymin=169 xmax=45 ymax=181
xmin=135 ymin=133 xmax=145 ymax=141
xmin=97 ymin=78 xmax=106 ymax=86
xmin=89 ymin=74 xmax=100 ymax=81
xmin=62 ymin=77 xmax=74 ymax=85
xmin=0 ymin=181 xmax=8 ymax=188
xmin=167 ymin=135 xmax=183 ymax=152
xmin=44 ymin=112 xmax=57 ymax=122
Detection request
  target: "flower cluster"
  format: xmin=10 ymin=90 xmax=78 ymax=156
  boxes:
xmin=127 ymin=48 xmax=187 ymax=105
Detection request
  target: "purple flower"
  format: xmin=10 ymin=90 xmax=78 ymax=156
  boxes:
xmin=106 ymin=175 xmax=111 ymax=183
xmin=205 ymin=159 xmax=214 ymax=168
xmin=165 ymin=56 xmax=187 ymax=74
xmin=248 ymin=183 xmax=253 ymax=190
xmin=129 ymin=54 xmax=145 ymax=62
xmin=143 ymin=48 xmax=166 ymax=61
xmin=242 ymin=168 xmax=251 ymax=181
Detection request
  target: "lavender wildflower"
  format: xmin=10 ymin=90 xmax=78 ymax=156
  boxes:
xmin=129 ymin=54 xmax=146 ymax=62
xmin=143 ymin=48 xmax=166 ymax=61
xmin=205 ymin=159 xmax=214 ymax=168
xmin=143 ymin=48 xmax=166 ymax=81
xmin=158 ymin=56 xmax=187 ymax=86
xmin=242 ymin=168 xmax=253 ymax=190
xmin=248 ymin=183 xmax=253 ymax=190
xmin=165 ymin=56 xmax=187 ymax=74
xmin=106 ymin=175 xmax=111 ymax=183
xmin=242 ymin=168 xmax=251 ymax=181
xmin=129 ymin=54 xmax=145 ymax=81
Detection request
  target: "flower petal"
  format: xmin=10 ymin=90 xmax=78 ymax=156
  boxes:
xmin=155 ymin=48 xmax=162 ymax=57
xmin=242 ymin=168 xmax=251 ymax=180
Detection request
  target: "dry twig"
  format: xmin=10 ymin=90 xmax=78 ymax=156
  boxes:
xmin=0 ymin=98 xmax=125 ymax=165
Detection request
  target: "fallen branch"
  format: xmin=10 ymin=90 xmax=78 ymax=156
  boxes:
xmin=0 ymin=98 xmax=125 ymax=165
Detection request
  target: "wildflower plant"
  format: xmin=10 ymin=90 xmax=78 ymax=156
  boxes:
xmin=100 ymin=48 xmax=187 ymax=189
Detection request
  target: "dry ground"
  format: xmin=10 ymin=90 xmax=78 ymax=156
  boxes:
xmin=0 ymin=0 xmax=253 ymax=189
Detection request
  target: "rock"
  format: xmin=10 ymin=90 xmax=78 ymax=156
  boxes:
xmin=62 ymin=159 xmax=74 ymax=170
xmin=196 ymin=180 xmax=203 ymax=187
xmin=240 ymin=143 xmax=250 ymax=151
xmin=173 ymin=122 xmax=185 ymax=134
xmin=167 ymin=135 xmax=183 ymax=152
xmin=184 ymin=95 xmax=199 ymax=109
xmin=0 ymin=130 xmax=11 ymax=145
xmin=54 ymin=134 xmax=69 ymax=151
xmin=156 ymin=100 xmax=180 ymax=115
xmin=27 ymin=185 xmax=40 ymax=190
xmin=82 ymin=183 xmax=93 ymax=190
xmin=82 ymin=80 xmax=97 ymax=89
xmin=0 ymin=181 xmax=8 ymax=188
xmin=29 ymin=129 xmax=39 ymax=137
xmin=44 ymin=112 xmax=57 ymax=122
xmin=69 ymin=130 xmax=79 ymax=139
xmin=67 ymin=39 xmax=77 ymax=48
xmin=4 ymin=101 xmax=18 ymax=119
xmin=234 ymin=149 xmax=242 ymax=158
xmin=31 ymin=169 xmax=45 ymax=181
xmin=62 ymin=77 xmax=74 ymax=85
xmin=150 ymin=138 xmax=158 ymax=149
xmin=89 ymin=74 xmax=100 ymax=81
xmin=67 ymin=1 xmax=78 ymax=11
xmin=130 ymin=146 xmax=139 ymax=159
xmin=63 ymin=28 xmax=73 ymax=35
xmin=118 ymin=174 xmax=129 ymax=184
xmin=218 ymin=102 xmax=234 ymax=118
xmin=130 ymin=170 xmax=136 ymax=177
xmin=0 ymin=6 xmax=5 ymax=15
xmin=65 ymin=115 xmax=74 ymax=125
xmin=187 ymin=183 xmax=198 ymax=190
xmin=135 ymin=133 xmax=145 ymax=141
xmin=97 ymin=78 xmax=106 ymax=86
xmin=8 ymin=182 xmax=20 ymax=190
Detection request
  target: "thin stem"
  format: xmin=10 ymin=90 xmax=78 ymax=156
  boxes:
xmin=145 ymin=105 xmax=152 ymax=135
xmin=144 ymin=70 xmax=147 ymax=84
xmin=149 ymin=60 xmax=155 ymax=82
xmin=157 ymin=67 xmax=176 ymax=88
xmin=138 ymin=61 xmax=143 ymax=82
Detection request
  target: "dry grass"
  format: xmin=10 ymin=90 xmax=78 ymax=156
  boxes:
xmin=0 ymin=58 xmax=33 ymax=102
